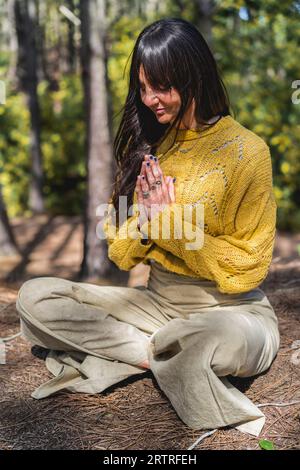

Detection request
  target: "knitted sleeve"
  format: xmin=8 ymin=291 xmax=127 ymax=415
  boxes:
xmin=102 ymin=203 xmax=154 ymax=271
xmin=139 ymin=145 xmax=277 ymax=294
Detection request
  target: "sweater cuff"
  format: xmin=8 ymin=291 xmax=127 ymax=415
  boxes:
xmin=137 ymin=228 xmax=152 ymax=246
xmin=138 ymin=202 xmax=203 ymax=248
xmin=136 ymin=217 xmax=153 ymax=247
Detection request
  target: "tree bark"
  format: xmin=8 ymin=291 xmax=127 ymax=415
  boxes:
xmin=7 ymin=0 xmax=18 ymax=85
xmin=195 ymin=0 xmax=216 ymax=50
xmin=0 ymin=185 xmax=19 ymax=256
xmin=14 ymin=0 xmax=45 ymax=213
xmin=66 ymin=0 xmax=77 ymax=74
xmin=79 ymin=0 xmax=124 ymax=281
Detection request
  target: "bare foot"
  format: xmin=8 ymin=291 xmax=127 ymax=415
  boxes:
xmin=138 ymin=359 xmax=150 ymax=369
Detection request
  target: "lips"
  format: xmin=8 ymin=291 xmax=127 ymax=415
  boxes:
xmin=155 ymin=108 xmax=166 ymax=114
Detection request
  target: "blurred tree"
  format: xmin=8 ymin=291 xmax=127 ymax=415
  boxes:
xmin=0 ymin=0 xmax=299 ymax=234
xmin=0 ymin=183 xmax=19 ymax=256
xmin=6 ymin=0 xmax=18 ymax=84
xmin=66 ymin=0 xmax=77 ymax=73
xmin=14 ymin=0 xmax=44 ymax=213
xmin=195 ymin=0 xmax=216 ymax=47
xmin=212 ymin=0 xmax=300 ymax=230
xmin=79 ymin=0 xmax=119 ymax=280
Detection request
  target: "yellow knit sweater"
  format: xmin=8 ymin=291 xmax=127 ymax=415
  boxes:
xmin=103 ymin=115 xmax=277 ymax=294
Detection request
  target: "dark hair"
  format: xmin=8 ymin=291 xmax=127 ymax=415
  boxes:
xmin=111 ymin=17 xmax=231 ymax=226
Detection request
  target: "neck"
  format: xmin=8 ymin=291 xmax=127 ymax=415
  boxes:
xmin=177 ymin=114 xmax=221 ymax=130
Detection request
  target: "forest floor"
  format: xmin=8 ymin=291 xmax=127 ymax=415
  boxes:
xmin=0 ymin=214 xmax=299 ymax=450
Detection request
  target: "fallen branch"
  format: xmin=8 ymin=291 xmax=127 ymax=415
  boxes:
xmin=187 ymin=429 xmax=218 ymax=450
xmin=187 ymin=401 xmax=300 ymax=450
xmin=257 ymin=400 xmax=300 ymax=408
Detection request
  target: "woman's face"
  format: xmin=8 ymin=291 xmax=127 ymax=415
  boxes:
xmin=139 ymin=64 xmax=196 ymax=128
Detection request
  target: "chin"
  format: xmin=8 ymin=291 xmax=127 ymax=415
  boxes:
xmin=157 ymin=114 xmax=171 ymax=122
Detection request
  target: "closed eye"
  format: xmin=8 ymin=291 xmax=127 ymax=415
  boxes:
xmin=140 ymin=85 xmax=173 ymax=93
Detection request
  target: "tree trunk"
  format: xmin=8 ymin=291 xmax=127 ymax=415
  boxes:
xmin=66 ymin=0 xmax=77 ymax=74
xmin=36 ymin=0 xmax=59 ymax=91
xmin=0 ymin=185 xmax=19 ymax=256
xmin=195 ymin=0 xmax=216 ymax=50
xmin=79 ymin=0 xmax=124 ymax=281
xmin=14 ymin=0 xmax=44 ymax=213
xmin=7 ymin=0 xmax=18 ymax=85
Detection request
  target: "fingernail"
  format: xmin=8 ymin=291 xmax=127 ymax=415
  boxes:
xmin=154 ymin=157 xmax=157 ymax=162
xmin=142 ymin=175 xmax=145 ymax=179
xmin=146 ymin=162 xmax=150 ymax=167
xmin=173 ymin=177 xmax=176 ymax=182
xmin=149 ymin=155 xmax=154 ymax=160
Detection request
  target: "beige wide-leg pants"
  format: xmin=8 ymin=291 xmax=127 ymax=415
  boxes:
xmin=16 ymin=260 xmax=280 ymax=437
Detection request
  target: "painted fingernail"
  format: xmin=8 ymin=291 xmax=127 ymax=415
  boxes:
xmin=173 ymin=177 xmax=176 ymax=182
xmin=142 ymin=175 xmax=145 ymax=179
xmin=154 ymin=157 xmax=157 ymax=162
xmin=149 ymin=155 xmax=154 ymax=160
xmin=146 ymin=162 xmax=150 ymax=167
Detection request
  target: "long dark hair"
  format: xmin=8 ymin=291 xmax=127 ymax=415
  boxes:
xmin=111 ymin=17 xmax=231 ymax=226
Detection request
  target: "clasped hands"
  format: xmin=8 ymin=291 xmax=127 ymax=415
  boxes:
xmin=134 ymin=154 xmax=176 ymax=230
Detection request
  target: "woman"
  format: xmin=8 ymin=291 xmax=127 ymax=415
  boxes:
xmin=16 ymin=18 xmax=280 ymax=437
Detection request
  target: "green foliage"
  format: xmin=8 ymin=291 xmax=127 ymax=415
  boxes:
xmin=0 ymin=91 xmax=31 ymax=217
xmin=259 ymin=439 xmax=275 ymax=450
xmin=108 ymin=4 xmax=300 ymax=231
xmin=213 ymin=0 xmax=300 ymax=232
xmin=108 ymin=15 xmax=147 ymax=134
xmin=38 ymin=76 xmax=86 ymax=215
xmin=1 ymin=1 xmax=300 ymax=231
xmin=0 ymin=76 xmax=85 ymax=217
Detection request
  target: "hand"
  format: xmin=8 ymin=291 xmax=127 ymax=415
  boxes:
xmin=135 ymin=154 xmax=176 ymax=226
xmin=134 ymin=177 xmax=149 ymax=229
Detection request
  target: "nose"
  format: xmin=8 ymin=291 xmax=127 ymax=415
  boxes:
xmin=142 ymin=88 xmax=159 ymax=107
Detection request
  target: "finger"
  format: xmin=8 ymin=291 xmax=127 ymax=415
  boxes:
xmin=151 ymin=158 xmax=163 ymax=195
xmin=139 ymin=154 xmax=152 ymax=179
xmin=140 ymin=157 xmax=148 ymax=177
xmin=145 ymin=161 xmax=161 ymax=208
xmin=163 ymin=176 xmax=172 ymax=204
xmin=141 ymin=163 xmax=146 ymax=177
xmin=167 ymin=178 xmax=176 ymax=203
xmin=136 ymin=176 xmax=144 ymax=203
xmin=136 ymin=176 xmax=148 ymax=218
xmin=145 ymin=160 xmax=156 ymax=189
xmin=135 ymin=173 xmax=144 ymax=196
xmin=141 ymin=161 xmax=148 ymax=179
xmin=135 ymin=174 xmax=141 ymax=192
xmin=149 ymin=156 xmax=160 ymax=179
xmin=152 ymin=156 xmax=163 ymax=181
xmin=141 ymin=155 xmax=152 ymax=176
xmin=140 ymin=173 xmax=149 ymax=189
xmin=153 ymin=158 xmax=169 ymax=200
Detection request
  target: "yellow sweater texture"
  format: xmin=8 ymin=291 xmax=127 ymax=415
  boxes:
xmin=103 ymin=115 xmax=277 ymax=294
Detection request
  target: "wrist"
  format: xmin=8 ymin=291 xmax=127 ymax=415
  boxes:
xmin=137 ymin=220 xmax=151 ymax=245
